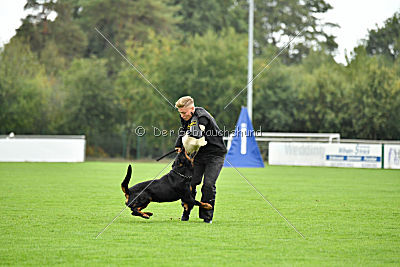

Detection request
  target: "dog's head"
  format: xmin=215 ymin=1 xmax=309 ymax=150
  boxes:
xmin=172 ymin=149 xmax=194 ymax=176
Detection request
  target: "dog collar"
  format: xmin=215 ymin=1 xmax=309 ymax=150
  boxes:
xmin=172 ymin=169 xmax=192 ymax=180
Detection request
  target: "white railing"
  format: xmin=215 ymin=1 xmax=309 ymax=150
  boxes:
xmin=223 ymin=132 xmax=340 ymax=150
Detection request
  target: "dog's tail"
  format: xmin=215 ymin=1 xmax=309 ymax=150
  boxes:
xmin=121 ymin=165 xmax=132 ymax=197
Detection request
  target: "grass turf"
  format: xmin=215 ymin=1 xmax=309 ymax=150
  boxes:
xmin=0 ymin=162 xmax=399 ymax=266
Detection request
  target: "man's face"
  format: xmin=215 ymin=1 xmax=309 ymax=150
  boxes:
xmin=178 ymin=106 xmax=194 ymax=121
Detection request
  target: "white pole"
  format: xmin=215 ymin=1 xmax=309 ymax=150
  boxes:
xmin=247 ymin=0 xmax=254 ymax=121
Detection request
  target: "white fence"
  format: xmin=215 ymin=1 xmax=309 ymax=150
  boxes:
xmin=0 ymin=135 xmax=86 ymax=162
xmin=384 ymin=145 xmax=400 ymax=169
xmin=269 ymin=142 xmax=382 ymax=168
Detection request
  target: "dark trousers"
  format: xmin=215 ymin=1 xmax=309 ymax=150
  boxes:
xmin=184 ymin=154 xmax=225 ymax=221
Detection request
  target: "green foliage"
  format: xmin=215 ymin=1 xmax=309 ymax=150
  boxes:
xmin=292 ymin=54 xmax=347 ymax=133
xmin=59 ymin=57 xmax=120 ymax=147
xmin=24 ymin=0 xmax=57 ymax=24
xmin=115 ymin=29 xmax=248 ymax=157
xmin=301 ymin=68 xmax=345 ymax=131
xmin=18 ymin=0 xmax=58 ymax=54
xmin=16 ymin=0 xmax=87 ymax=70
xmin=171 ymin=0 xmax=248 ymax=36
xmin=252 ymin=57 xmax=297 ymax=131
xmin=51 ymin=1 xmax=88 ymax=60
xmin=115 ymin=31 xmax=178 ymax=157
xmin=158 ymin=29 xmax=248 ymax=129
xmin=39 ymin=40 xmax=66 ymax=75
xmin=77 ymin=0 xmax=179 ymax=55
xmin=171 ymin=0 xmax=338 ymax=62
xmin=2 ymin=0 xmax=400 ymax=158
xmin=251 ymin=0 xmax=338 ymax=62
xmin=0 ymin=38 xmax=50 ymax=134
xmin=346 ymin=49 xmax=400 ymax=139
xmin=287 ymin=47 xmax=400 ymax=139
xmin=366 ymin=11 xmax=400 ymax=60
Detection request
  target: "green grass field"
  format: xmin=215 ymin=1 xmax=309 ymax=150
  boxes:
xmin=0 ymin=162 xmax=399 ymax=266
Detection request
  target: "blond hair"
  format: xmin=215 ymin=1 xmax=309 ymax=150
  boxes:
xmin=175 ymin=96 xmax=194 ymax=108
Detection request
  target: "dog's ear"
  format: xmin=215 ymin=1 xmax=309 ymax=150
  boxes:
xmin=172 ymin=154 xmax=181 ymax=168
xmin=183 ymin=150 xmax=194 ymax=166
xmin=177 ymin=152 xmax=187 ymax=167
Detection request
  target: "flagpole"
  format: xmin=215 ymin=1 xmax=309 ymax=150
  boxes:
xmin=247 ymin=0 xmax=254 ymax=121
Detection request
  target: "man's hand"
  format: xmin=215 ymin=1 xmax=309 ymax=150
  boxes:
xmin=175 ymin=147 xmax=182 ymax=153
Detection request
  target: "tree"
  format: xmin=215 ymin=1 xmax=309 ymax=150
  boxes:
xmin=252 ymin=60 xmax=297 ymax=132
xmin=170 ymin=0 xmax=338 ymax=62
xmin=115 ymin=31 xmax=179 ymax=158
xmin=293 ymin=61 xmax=348 ymax=133
xmin=114 ymin=29 xmax=249 ymax=157
xmin=60 ymin=57 xmax=120 ymax=152
xmin=346 ymin=48 xmax=400 ymax=139
xmin=171 ymin=0 xmax=248 ymax=37
xmin=50 ymin=1 xmax=88 ymax=60
xmin=366 ymin=11 xmax=400 ymax=61
xmin=24 ymin=0 xmax=57 ymax=24
xmin=15 ymin=0 xmax=179 ymax=75
xmin=252 ymin=0 xmax=338 ymax=62
xmin=15 ymin=0 xmax=57 ymax=54
xmin=77 ymin=0 xmax=180 ymax=56
xmin=0 ymin=38 xmax=51 ymax=134
xmin=158 ymin=29 xmax=248 ymax=130
xmin=15 ymin=0 xmax=87 ymax=66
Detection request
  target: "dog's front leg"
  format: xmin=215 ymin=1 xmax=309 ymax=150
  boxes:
xmin=183 ymin=203 xmax=190 ymax=211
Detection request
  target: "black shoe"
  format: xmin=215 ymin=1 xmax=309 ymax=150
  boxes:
xmin=203 ymin=219 xmax=212 ymax=224
xmin=181 ymin=211 xmax=190 ymax=221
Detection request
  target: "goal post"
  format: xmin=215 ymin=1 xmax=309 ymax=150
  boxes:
xmin=224 ymin=132 xmax=341 ymax=151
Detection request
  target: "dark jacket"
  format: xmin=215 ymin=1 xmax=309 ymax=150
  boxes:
xmin=175 ymin=107 xmax=227 ymax=158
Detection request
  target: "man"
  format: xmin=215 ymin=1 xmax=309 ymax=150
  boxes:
xmin=175 ymin=96 xmax=227 ymax=223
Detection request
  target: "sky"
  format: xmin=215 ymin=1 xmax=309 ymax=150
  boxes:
xmin=0 ymin=0 xmax=399 ymax=64
xmin=320 ymin=0 xmax=400 ymax=63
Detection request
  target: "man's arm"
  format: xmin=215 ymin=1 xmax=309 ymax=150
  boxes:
xmin=175 ymin=125 xmax=185 ymax=152
xmin=198 ymin=116 xmax=209 ymax=133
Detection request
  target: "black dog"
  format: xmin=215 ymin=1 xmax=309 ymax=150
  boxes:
xmin=121 ymin=151 xmax=212 ymax=219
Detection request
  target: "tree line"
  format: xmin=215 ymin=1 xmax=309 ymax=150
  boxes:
xmin=0 ymin=0 xmax=399 ymax=158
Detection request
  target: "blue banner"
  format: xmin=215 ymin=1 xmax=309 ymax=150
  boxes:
xmin=224 ymin=107 xmax=264 ymax=168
